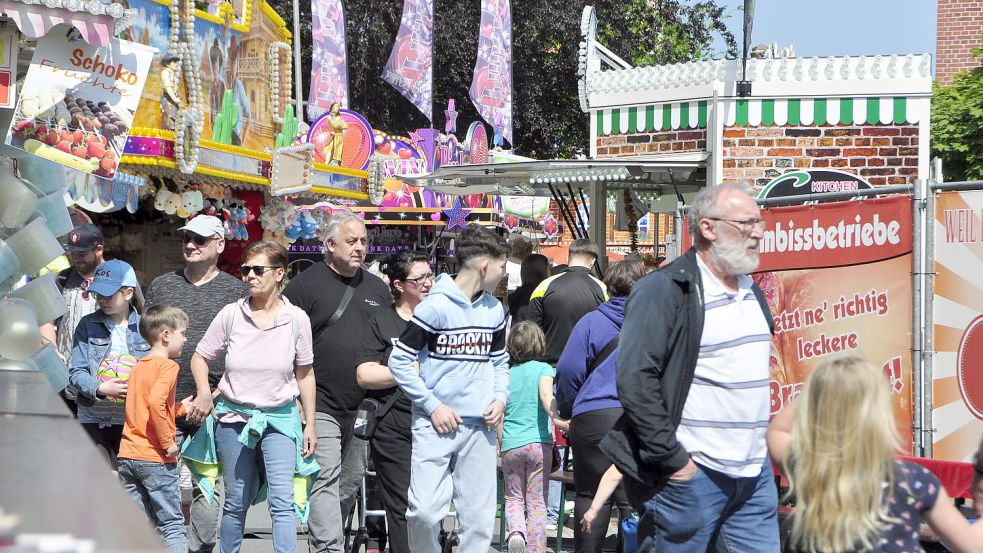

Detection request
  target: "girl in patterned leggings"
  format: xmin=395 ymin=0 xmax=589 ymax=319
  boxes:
xmin=501 ymin=322 xmax=567 ymax=553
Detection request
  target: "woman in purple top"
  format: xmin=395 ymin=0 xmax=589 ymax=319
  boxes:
xmin=188 ymin=241 xmax=317 ymax=553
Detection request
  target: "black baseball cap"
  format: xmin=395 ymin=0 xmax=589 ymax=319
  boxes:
xmin=64 ymin=224 xmax=104 ymax=252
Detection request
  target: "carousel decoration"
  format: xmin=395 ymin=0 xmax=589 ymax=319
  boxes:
xmin=542 ymin=212 xmax=559 ymax=241
xmin=503 ymin=213 xmax=520 ymax=233
xmin=442 ymin=198 xmax=471 ymax=231
xmin=268 ymin=42 xmax=293 ymax=125
xmin=170 ymin=0 xmax=205 ymax=174
xmin=159 ymin=55 xmax=184 ymax=131
xmin=367 ymin=156 xmax=385 ymax=205
xmin=270 ymin=139 xmax=315 ymax=196
xmin=322 ymin=102 xmax=347 ymax=166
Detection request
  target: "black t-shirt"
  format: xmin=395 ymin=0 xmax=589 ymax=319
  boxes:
xmin=507 ymin=282 xmax=537 ymax=321
xmin=283 ymin=262 xmax=392 ymax=415
xmin=57 ymin=267 xmax=88 ymax=291
xmin=355 ymin=306 xmax=413 ymax=420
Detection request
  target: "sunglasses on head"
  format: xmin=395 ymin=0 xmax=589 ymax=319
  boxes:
xmin=240 ymin=265 xmax=280 ymax=276
xmin=182 ymin=233 xmax=214 ymax=246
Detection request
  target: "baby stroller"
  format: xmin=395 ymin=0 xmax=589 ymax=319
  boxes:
xmin=344 ymin=469 xmax=461 ymax=553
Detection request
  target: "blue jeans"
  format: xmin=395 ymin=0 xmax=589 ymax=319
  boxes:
xmin=546 ymin=445 xmax=565 ymax=523
xmin=216 ymin=421 xmax=298 ymax=553
xmin=637 ymin=459 xmax=780 ymax=553
xmin=118 ymin=459 xmax=186 ymax=553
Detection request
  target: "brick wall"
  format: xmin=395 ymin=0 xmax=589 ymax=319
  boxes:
xmin=937 ymin=0 xmax=983 ymax=86
xmin=721 ymin=125 xmax=920 ymax=187
xmin=596 ymin=129 xmax=707 ymax=158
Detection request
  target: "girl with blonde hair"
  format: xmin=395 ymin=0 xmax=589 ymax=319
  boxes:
xmin=768 ymin=355 xmax=983 ymax=553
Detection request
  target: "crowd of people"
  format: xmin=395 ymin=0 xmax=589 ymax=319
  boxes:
xmin=41 ymin=183 xmax=983 ymax=553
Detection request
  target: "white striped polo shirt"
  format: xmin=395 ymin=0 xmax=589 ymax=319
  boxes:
xmin=675 ymin=255 xmax=772 ymax=478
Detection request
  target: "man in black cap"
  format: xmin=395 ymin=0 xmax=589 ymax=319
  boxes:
xmin=40 ymin=223 xmax=106 ymax=416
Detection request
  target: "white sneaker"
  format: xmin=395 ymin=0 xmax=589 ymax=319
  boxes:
xmin=546 ymin=521 xmax=558 ymax=534
xmin=507 ymin=532 xmax=526 ymax=553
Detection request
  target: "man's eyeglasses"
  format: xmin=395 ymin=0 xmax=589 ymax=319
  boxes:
xmin=707 ymin=217 xmax=766 ymax=234
xmin=404 ymin=273 xmax=435 ymax=285
xmin=182 ymin=233 xmax=215 ymax=246
xmin=240 ymin=265 xmax=279 ymax=276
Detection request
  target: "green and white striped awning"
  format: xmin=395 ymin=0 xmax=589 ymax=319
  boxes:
xmin=723 ymin=97 xmax=923 ymax=127
xmin=596 ymin=97 xmax=925 ymax=135
xmin=596 ymin=101 xmax=709 ymax=136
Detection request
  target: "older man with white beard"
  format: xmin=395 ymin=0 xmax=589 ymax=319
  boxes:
xmin=600 ymin=183 xmax=780 ymax=553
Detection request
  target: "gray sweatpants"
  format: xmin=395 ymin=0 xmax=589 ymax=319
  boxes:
xmin=406 ymin=420 xmax=497 ymax=553
xmin=307 ymin=412 xmax=368 ymax=553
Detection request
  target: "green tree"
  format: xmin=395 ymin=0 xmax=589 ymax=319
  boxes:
xmin=267 ymin=0 xmax=736 ymax=158
xmin=932 ymin=43 xmax=983 ymax=182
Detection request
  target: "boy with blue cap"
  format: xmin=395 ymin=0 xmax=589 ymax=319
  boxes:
xmin=68 ymin=259 xmax=151 ymax=469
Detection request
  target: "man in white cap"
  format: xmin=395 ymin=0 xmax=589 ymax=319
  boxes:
xmin=145 ymin=215 xmax=246 ymax=553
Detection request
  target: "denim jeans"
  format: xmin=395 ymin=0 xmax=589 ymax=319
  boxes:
xmin=307 ymin=411 xmax=364 ymax=553
xmin=546 ymin=445 xmax=565 ymax=523
xmin=637 ymin=459 xmax=780 ymax=553
xmin=118 ymin=459 xmax=187 ymax=553
xmin=215 ymin=421 xmax=298 ymax=553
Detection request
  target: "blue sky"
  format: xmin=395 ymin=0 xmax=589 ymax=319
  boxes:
xmin=711 ymin=0 xmax=937 ymax=58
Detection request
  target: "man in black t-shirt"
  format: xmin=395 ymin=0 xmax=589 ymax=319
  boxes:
xmin=283 ymin=212 xmax=390 ymax=553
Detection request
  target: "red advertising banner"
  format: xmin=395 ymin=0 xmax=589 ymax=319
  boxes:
xmin=932 ymin=191 xmax=983 ymax=462
xmin=682 ymin=196 xmax=914 ymax=444
xmin=756 ymin=195 xmax=912 ymax=272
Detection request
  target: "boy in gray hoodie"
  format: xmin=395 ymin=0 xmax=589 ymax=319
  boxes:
xmin=388 ymin=225 xmax=511 ymax=553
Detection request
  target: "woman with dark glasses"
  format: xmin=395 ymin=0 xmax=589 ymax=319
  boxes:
xmin=355 ymin=250 xmax=434 ymax=553
xmin=185 ymin=240 xmax=318 ymax=553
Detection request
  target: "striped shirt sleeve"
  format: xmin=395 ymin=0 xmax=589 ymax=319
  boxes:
xmin=389 ymin=303 xmax=441 ymax=415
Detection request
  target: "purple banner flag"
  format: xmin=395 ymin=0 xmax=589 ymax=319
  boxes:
xmin=470 ymin=0 xmax=512 ymax=146
xmin=309 ymin=0 xmax=349 ymax=121
xmin=382 ymin=0 xmax=434 ymax=121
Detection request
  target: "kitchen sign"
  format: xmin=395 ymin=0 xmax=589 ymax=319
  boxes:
xmin=758 ymin=169 xmax=874 ymax=201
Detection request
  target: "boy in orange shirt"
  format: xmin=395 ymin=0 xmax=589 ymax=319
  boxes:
xmin=118 ymin=305 xmax=191 ymax=553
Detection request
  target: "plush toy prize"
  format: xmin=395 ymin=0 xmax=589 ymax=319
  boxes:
xmin=97 ymin=353 xmax=138 ymax=403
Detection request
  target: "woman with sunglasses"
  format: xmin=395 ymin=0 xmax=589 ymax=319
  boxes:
xmin=187 ymin=241 xmax=318 ymax=553
xmin=355 ymin=250 xmax=434 ymax=553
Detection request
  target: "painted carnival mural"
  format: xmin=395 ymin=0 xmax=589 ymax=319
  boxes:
xmin=122 ymin=0 xmax=288 ymax=151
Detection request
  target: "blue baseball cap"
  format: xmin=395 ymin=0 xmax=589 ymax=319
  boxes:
xmin=89 ymin=259 xmax=139 ymax=297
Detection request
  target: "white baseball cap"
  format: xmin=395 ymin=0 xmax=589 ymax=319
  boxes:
xmin=177 ymin=215 xmax=226 ymax=238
